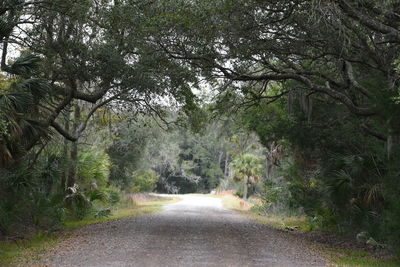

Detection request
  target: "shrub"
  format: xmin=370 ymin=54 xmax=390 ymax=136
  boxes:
xmin=77 ymin=149 xmax=111 ymax=188
xmin=130 ymin=170 xmax=158 ymax=193
xmin=0 ymin=151 xmax=65 ymax=234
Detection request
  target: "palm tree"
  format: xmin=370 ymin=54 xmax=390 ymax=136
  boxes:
xmin=0 ymin=53 xmax=51 ymax=167
xmin=231 ymin=153 xmax=262 ymax=200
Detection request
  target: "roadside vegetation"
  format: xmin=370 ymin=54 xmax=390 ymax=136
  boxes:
xmin=0 ymin=194 xmax=176 ymax=266
xmin=213 ymin=192 xmax=400 ymax=267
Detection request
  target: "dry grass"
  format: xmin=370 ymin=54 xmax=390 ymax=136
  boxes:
xmin=220 ymin=195 xmax=254 ymax=211
xmin=208 ymin=193 xmax=309 ymax=232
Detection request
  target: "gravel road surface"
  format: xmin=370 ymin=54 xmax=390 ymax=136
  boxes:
xmin=37 ymin=195 xmax=325 ymax=267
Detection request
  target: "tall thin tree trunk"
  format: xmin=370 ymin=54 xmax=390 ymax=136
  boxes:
xmin=67 ymin=102 xmax=80 ymax=188
xmin=61 ymin=110 xmax=70 ymax=190
xmin=307 ymin=97 xmax=313 ymax=123
xmin=224 ymin=153 xmax=229 ymax=178
xmin=387 ymin=133 xmax=399 ymax=159
xmin=242 ymin=176 xmax=248 ymax=200
xmin=108 ymin=110 xmax=113 ymax=138
xmin=266 ymin=158 xmax=273 ymax=180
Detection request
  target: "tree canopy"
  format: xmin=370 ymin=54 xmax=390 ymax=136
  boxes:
xmin=2 ymin=0 xmax=400 ymax=255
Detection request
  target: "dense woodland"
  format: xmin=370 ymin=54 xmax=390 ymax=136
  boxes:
xmin=1 ymin=0 xmax=400 ymax=254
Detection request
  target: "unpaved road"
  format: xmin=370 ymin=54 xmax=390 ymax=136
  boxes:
xmin=37 ymin=195 xmax=325 ymax=267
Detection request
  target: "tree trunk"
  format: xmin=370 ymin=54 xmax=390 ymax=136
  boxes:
xmin=266 ymin=158 xmax=273 ymax=180
xmin=242 ymin=176 xmax=248 ymax=200
xmin=387 ymin=133 xmax=399 ymax=159
xmin=60 ymin=110 xmax=70 ymax=190
xmin=108 ymin=109 xmax=113 ymax=138
xmin=218 ymin=151 xmax=223 ymax=169
xmin=224 ymin=153 xmax=229 ymax=178
xmin=67 ymin=102 xmax=80 ymax=188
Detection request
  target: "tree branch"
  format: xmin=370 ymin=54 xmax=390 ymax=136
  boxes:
xmin=344 ymin=61 xmax=371 ymax=98
xmin=361 ymin=123 xmax=387 ymax=141
xmin=336 ymin=0 xmax=400 ymax=42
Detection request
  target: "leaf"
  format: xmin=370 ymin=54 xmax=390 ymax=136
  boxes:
xmin=7 ymin=54 xmax=41 ymax=76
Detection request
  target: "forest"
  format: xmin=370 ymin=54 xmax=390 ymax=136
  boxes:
xmin=1 ymin=0 xmax=400 ymax=262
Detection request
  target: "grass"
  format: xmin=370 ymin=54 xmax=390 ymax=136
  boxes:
xmin=64 ymin=197 xmax=179 ymax=229
xmin=246 ymin=213 xmax=312 ymax=232
xmin=0 ymin=232 xmax=59 ymax=266
xmin=210 ymin=193 xmax=310 ymax=232
xmin=220 ymin=194 xmax=254 ymax=211
xmin=320 ymin=247 xmax=400 ymax=267
xmin=0 ymin=196 xmax=180 ymax=266
xmin=201 ymin=193 xmax=254 ymax=211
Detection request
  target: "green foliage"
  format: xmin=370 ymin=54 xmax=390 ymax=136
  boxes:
xmin=0 ymin=150 xmax=65 ymax=234
xmin=2 ymin=0 xmax=400 ymax=258
xmin=231 ymin=153 xmax=263 ymax=199
xmin=322 ymin=248 xmax=400 ymax=267
xmin=130 ymin=170 xmax=158 ymax=193
xmin=64 ymin=185 xmax=122 ymax=220
xmin=107 ymin=116 xmax=156 ymax=188
xmin=86 ymin=189 xmax=110 ymax=203
xmin=94 ymin=208 xmax=111 ymax=219
xmin=231 ymin=154 xmax=262 ymax=183
xmin=64 ymin=187 xmax=91 ymax=220
xmin=0 ymin=53 xmax=52 ymax=168
xmin=260 ymin=180 xmax=293 ymax=214
xmin=382 ymin=152 xmax=400 ymax=254
xmin=77 ymin=149 xmax=111 ymax=188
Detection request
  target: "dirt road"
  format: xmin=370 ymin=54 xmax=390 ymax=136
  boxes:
xmin=38 ymin=195 xmax=325 ymax=267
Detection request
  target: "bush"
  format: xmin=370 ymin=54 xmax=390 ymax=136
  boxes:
xmin=78 ymin=149 xmax=111 ymax=188
xmin=0 ymin=151 xmax=65 ymax=234
xmin=130 ymin=170 xmax=158 ymax=193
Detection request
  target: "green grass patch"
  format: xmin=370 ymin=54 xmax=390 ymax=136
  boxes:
xmin=64 ymin=197 xmax=179 ymax=229
xmin=320 ymin=247 xmax=400 ymax=267
xmin=0 ymin=232 xmax=60 ymax=266
xmin=246 ymin=213 xmax=311 ymax=232
xmin=0 ymin=196 xmax=180 ymax=266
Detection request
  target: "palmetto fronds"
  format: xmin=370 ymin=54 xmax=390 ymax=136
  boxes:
xmin=231 ymin=153 xmax=262 ymax=183
xmin=364 ymin=183 xmax=384 ymax=205
xmin=0 ymin=19 xmax=14 ymax=40
xmin=11 ymin=78 xmax=52 ymax=98
xmin=231 ymin=153 xmax=262 ymax=199
xmin=0 ymin=92 xmax=33 ymax=113
xmin=0 ymin=54 xmax=53 ymax=168
xmin=7 ymin=53 xmax=41 ymax=77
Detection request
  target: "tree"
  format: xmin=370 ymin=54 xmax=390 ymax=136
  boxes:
xmin=0 ymin=0 xmax=199 ymax=169
xmin=147 ymin=0 xmax=400 ymax=150
xmin=231 ymin=154 xmax=262 ymax=200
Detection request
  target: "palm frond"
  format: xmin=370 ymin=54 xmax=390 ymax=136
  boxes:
xmin=12 ymin=78 xmax=52 ymax=99
xmin=19 ymin=119 xmax=52 ymax=144
xmin=86 ymin=189 xmax=110 ymax=203
xmin=0 ymin=92 xmax=33 ymax=113
xmin=365 ymin=183 xmax=384 ymax=204
xmin=7 ymin=54 xmax=41 ymax=76
xmin=0 ymin=18 xmax=14 ymax=39
xmin=0 ymin=140 xmax=13 ymax=168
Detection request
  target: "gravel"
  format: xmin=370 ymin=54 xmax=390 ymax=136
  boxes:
xmin=35 ymin=195 xmax=326 ymax=267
